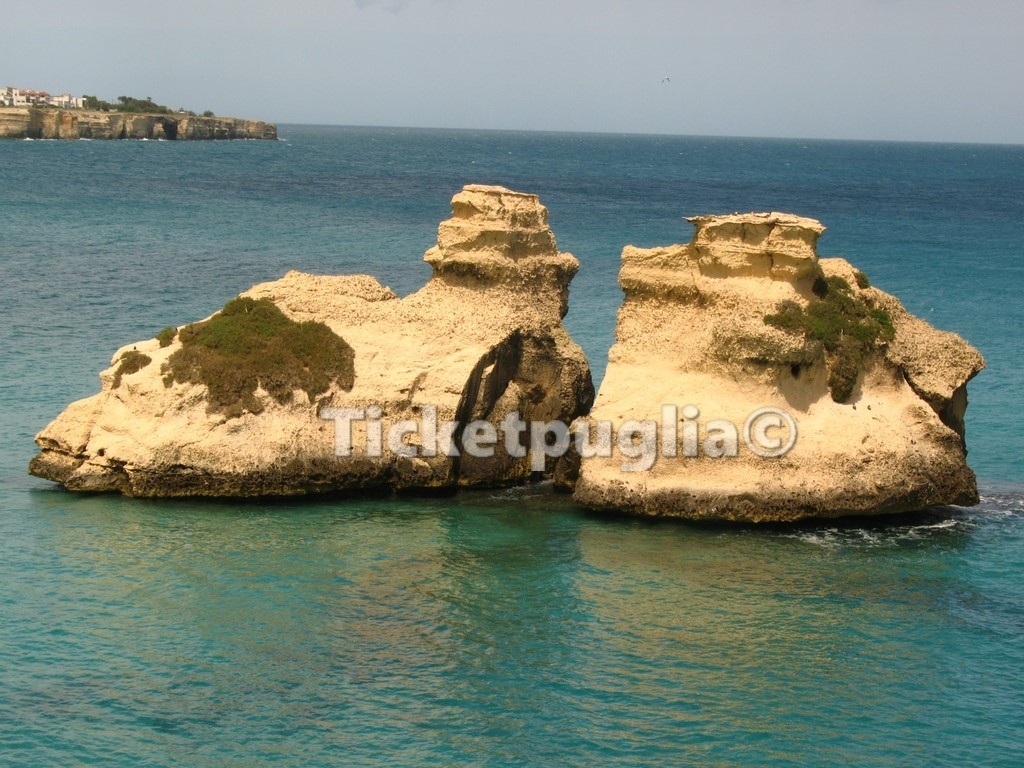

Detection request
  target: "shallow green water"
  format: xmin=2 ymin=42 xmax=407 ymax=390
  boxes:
xmin=4 ymin=486 xmax=1022 ymax=766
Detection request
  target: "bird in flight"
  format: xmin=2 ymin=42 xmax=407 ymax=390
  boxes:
xmin=661 ymin=75 xmax=671 ymax=83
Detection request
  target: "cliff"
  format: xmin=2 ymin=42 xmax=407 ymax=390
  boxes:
xmin=570 ymin=212 xmax=985 ymax=522
xmin=29 ymin=185 xmax=594 ymax=496
xmin=0 ymin=107 xmax=277 ymax=140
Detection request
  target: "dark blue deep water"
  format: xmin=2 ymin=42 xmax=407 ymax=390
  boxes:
xmin=1 ymin=127 xmax=1022 ymax=766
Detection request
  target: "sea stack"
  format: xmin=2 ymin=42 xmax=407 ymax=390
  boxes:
xmin=30 ymin=185 xmax=594 ymax=496
xmin=570 ymin=213 xmax=984 ymax=522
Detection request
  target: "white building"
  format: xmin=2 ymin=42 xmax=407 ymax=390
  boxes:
xmin=14 ymin=88 xmax=50 ymax=106
xmin=0 ymin=87 xmax=86 ymax=108
xmin=48 ymin=93 xmax=85 ymax=109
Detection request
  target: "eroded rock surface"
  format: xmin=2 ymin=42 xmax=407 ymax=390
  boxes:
xmin=30 ymin=185 xmax=594 ymax=496
xmin=572 ymin=212 xmax=984 ymax=522
xmin=0 ymin=107 xmax=277 ymax=140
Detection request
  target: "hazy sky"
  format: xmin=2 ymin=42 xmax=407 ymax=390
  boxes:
xmin=5 ymin=0 xmax=1022 ymax=143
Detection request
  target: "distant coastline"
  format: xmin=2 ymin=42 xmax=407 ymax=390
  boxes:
xmin=0 ymin=106 xmax=277 ymax=141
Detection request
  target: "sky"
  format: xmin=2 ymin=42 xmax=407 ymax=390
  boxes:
xmin=4 ymin=0 xmax=1023 ymax=143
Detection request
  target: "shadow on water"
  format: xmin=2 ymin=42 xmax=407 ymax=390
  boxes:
xmin=25 ymin=475 xmax=1016 ymax=547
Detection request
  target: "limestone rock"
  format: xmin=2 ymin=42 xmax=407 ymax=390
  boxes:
xmin=572 ymin=213 xmax=984 ymax=522
xmin=30 ymin=185 xmax=594 ymax=496
xmin=0 ymin=107 xmax=277 ymax=140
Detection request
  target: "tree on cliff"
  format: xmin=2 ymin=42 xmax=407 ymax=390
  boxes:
xmin=115 ymin=96 xmax=172 ymax=114
xmin=82 ymin=95 xmax=174 ymax=114
xmin=83 ymin=95 xmax=112 ymax=111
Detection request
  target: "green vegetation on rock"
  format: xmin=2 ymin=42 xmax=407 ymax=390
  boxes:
xmin=156 ymin=327 xmax=177 ymax=348
xmin=765 ymin=274 xmax=894 ymax=402
xmin=163 ymin=297 xmax=355 ymax=419
xmin=112 ymin=350 xmax=152 ymax=388
xmin=83 ymin=95 xmax=173 ymax=114
xmin=81 ymin=95 xmax=215 ymax=116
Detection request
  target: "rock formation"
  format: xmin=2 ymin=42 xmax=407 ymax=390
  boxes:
xmin=29 ymin=185 xmax=594 ymax=496
xmin=0 ymin=107 xmax=277 ymax=140
xmin=571 ymin=212 xmax=984 ymax=522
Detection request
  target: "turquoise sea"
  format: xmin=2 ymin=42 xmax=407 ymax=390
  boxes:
xmin=1 ymin=126 xmax=1022 ymax=766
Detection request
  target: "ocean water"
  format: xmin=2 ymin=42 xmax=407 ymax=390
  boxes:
xmin=1 ymin=126 xmax=1022 ymax=766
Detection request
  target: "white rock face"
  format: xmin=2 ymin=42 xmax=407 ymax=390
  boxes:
xmin=30 ymin=185 xmax=594 ymax=497
xmin=571 ymin=213 xmax=984 ymax=522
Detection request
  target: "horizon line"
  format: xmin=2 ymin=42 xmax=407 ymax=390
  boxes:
xmin=268 ymin=121 xmax=1024 ymax=149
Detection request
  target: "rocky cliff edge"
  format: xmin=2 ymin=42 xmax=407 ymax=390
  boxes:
xmin=0 ymin=107 xmax=277 ymax=140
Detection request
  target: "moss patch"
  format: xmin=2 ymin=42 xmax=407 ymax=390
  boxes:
xmin=163 ymin=297 xmax=355 ymax=418
xmin=765 ymin=274 xmax=894 ymax=402
xmin=113 ymin=350 xmax=152 ymax=388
